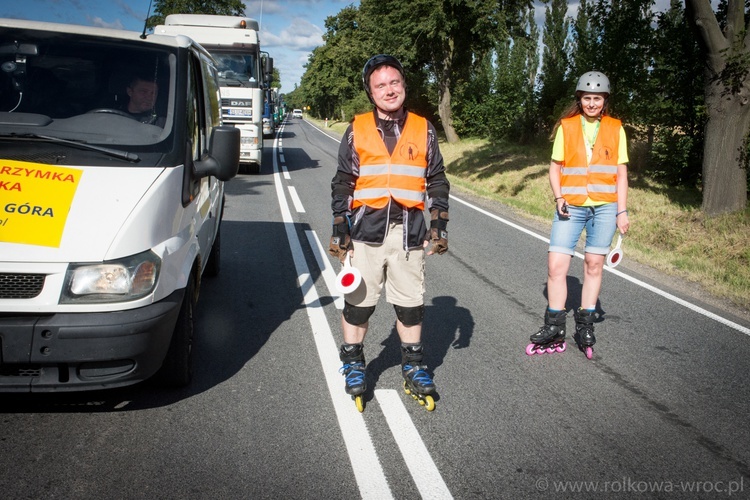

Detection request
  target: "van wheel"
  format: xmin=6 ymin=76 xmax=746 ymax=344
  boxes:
xmin=204 ymin=224 xmax=221 ymax=277
xmin=154 ymin=278 xmax=194 ymax=387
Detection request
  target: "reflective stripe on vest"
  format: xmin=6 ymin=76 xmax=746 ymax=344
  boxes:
xmin=352 ymin=112 xmax=428 ymax=209
xmin=560 ymin=115 xmax=621 ymax=205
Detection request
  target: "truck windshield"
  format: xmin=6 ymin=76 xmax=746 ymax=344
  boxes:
xmin=212 ymin=51 xmax=258 ymax=87
xmin=0 ymin=28 xmax=175 ymax=149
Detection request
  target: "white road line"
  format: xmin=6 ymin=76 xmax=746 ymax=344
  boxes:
xmin=305 ymin=230 xmax=344 ymax=310
xmin=376 ymin=390 xmax=453 ymax=499
xmin=288 ymin=186 xmax=305 ymax=213
xmin=450 ymin=194 xmax=750 ymax=336
xmin=272 ymin=132 xmax=394 ymax=500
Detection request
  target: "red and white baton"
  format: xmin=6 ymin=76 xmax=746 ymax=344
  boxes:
xmin=336 ymin=253 xmax=362 ymax=294
xmin=606 ymin=233 xmax=625 ymax=268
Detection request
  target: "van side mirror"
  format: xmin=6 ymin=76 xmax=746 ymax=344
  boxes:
xmin=193 ymin=126 xmax=240 ymax=181
xmin=264 ymin=56 xmax=273 ymax=85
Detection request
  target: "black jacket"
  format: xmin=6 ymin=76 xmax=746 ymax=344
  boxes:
xmin=331 ymin=110 xmax=450 ymax=250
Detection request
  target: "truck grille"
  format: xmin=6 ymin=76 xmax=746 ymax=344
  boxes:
xmin=0 ymin=273 xmax=46 ymax=299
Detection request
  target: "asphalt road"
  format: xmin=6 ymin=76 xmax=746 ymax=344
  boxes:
xmin=2 ymin=116 xmax=749 ymax=500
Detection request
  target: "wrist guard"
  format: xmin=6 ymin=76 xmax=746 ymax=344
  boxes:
xmin=329 ymin=216 xmax=351 ymax=261
xmin=428 ymin=210 xmax=448 ymax=255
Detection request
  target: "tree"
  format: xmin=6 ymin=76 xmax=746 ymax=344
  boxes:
xmin=359 ymin=0 xmax=532 ymax=143
xmin=146 ymin=0 xmax=246 ymax=28
xmin=645 ymin=0 xmax=705 ymax=185
xmin=299 ymin=6 xmax=369 ymax=121
xmin=685 ymin=0 xmax=750 ymax=215
xmin=538 ymin=0 xmax=572 ymax=129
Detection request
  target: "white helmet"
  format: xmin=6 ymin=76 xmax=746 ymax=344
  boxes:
xmin=576 ymin=71 xmax=610 ymax=94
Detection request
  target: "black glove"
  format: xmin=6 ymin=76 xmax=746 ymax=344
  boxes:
xmin=328 ymin=216 xmax=351 ymax=262
xmin=428 ymin=210 xmax=448 ymax=255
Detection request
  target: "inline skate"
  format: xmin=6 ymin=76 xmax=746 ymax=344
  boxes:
xmin=401 ymin=343 xmax=436 ymax=411
xmin=339 ymin=343 xmax=366 ymax=412
xmin=574 ymin=308 xmax=596 ymax=359
xmin=526 ymin=309 xmax=567 ymax=355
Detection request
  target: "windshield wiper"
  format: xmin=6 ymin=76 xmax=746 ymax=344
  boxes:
xmin=2 ymin=133 xmax=140 ymax=162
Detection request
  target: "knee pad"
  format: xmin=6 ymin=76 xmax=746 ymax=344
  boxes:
xmin=343 ymin=302 xmax=376 ymax=326
xmin=394 ymin=304 xmax=424 ymax=327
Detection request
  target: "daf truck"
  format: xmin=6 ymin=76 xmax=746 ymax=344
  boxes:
xmin=156 ymin=14 xmax=272 ymax=174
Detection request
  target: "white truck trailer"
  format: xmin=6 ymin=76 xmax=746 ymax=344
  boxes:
xmin=155 ymin=14 xmax=272 ymax=174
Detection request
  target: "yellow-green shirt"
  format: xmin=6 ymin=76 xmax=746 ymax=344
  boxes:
xmin=551 ymin=118 xmax=628 ymax=206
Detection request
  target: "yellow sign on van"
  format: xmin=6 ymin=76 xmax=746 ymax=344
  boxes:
xmin=0 ymin=160 xmax=83 ymax=247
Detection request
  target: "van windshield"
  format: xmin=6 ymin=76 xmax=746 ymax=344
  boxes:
xmin=0 ymin=28 xmax=176 ymax=150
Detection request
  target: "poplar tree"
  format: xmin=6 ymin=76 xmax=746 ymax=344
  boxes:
xmin=538 ymin=0 xmax=571 ymax=130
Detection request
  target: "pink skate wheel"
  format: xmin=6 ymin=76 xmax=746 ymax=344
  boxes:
xmin=585 ymin=346 xmax=593 ymax=359
xmin=556 ymin=343 xmax=566 ymax=353
xmin=525 ymin=343 xmax=537 ymax=356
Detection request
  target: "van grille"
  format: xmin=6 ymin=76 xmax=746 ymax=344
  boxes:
xmin=0 ymin=273 xmax=46 ymax=299
xmin=0 ymin=365 xmax=41 ymax=377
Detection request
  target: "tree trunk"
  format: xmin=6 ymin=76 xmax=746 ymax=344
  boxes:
xmin=686 ymin=0 xmax=749 ymax=215
xmin=438 ymin=84 xmax=460 ymax=144
xmin=701 ymin=81 xmax=750 ymax=215
xmin=437 ymin=40 xmax=460 ymax=144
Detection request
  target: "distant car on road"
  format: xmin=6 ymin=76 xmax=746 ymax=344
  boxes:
xmin=292 ymin=109 xmax=303 ymax=119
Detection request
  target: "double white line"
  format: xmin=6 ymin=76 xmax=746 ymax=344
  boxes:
xmin=272 ymin=120 xmax=452 ymax=499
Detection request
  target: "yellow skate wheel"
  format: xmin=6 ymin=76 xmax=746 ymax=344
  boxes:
xmin=423 ymin=395 xmax=435 ymax=411
xmin=354 ymin=395 xmax=364 ymax=413
xmin=403 ymin=381 xmax=412 ymax=395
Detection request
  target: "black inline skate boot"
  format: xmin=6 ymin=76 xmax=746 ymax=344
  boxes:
xmin=401 ymin=343 xmax=436 ymax=411
xmin=574 ymin=308 xmax=596 ymax=359
xmin=339 ymin=343 xmax=366 ymax=412
xmin=526 ymin=309 xmax=567 ymax=356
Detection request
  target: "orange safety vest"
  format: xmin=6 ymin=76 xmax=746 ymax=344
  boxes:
xmin=560 ymin=115 xmax=621 ymax=206
xmin=351 ymin=112 xmax=428 ymax=210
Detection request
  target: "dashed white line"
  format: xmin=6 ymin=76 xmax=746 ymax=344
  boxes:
xmin=376 ymin=390 xmax=453 ymax=499
xmin=305 ymin=229 xmax=344 ymax=310
xmin=287 ymin=186 xmax=305 ymax=213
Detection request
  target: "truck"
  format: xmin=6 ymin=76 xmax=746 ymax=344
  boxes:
xmin=0 ymin=18 xmax=239 ymax=392
xmin=262 ymin=86 xmax=280 ymax=138
xmin=155 ymin=14 xmax=273 ymax=174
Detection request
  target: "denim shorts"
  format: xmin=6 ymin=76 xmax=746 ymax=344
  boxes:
xmin=549 ymin=202 xmax=617 ymax=255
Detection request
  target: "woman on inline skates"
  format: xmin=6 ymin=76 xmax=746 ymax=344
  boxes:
xmin=527 ymin=71 xmax=631 ymax=359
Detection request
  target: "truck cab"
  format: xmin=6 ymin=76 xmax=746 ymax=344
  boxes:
xmin=155 ymin=15 xmax=273 ymax=175
xmin=0 ymin=18 xmax=239 ymax=392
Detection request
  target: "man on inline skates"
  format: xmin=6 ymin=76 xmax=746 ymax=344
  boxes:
xmin=329 ymin=54 xmax=451 ymax=411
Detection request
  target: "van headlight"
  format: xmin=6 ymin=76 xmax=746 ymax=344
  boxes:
xmin=61 ymin=251 xmax=161 ymax=303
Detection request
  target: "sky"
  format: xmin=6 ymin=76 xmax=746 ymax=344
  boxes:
xmin=0 ymin=0 xmax=357 ymax=92
xmin=0 ymin=0 xmax=712 ymax=93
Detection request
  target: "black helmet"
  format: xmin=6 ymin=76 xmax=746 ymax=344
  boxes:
xmin=362 ymin=54 xmax=405 ymax=101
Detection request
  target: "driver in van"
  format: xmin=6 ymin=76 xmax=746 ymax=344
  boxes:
xmin=123 ymin=75 xmax=159 ymax=125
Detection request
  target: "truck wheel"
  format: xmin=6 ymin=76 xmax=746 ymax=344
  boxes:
xmin=204 ymin=224 xmax=221 ymax=277
xmin=154 ymin=278 xmax=194 ymax=388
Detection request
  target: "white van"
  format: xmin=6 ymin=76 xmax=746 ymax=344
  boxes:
xmin=0 ymin=19 xmax=240 ymax=391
